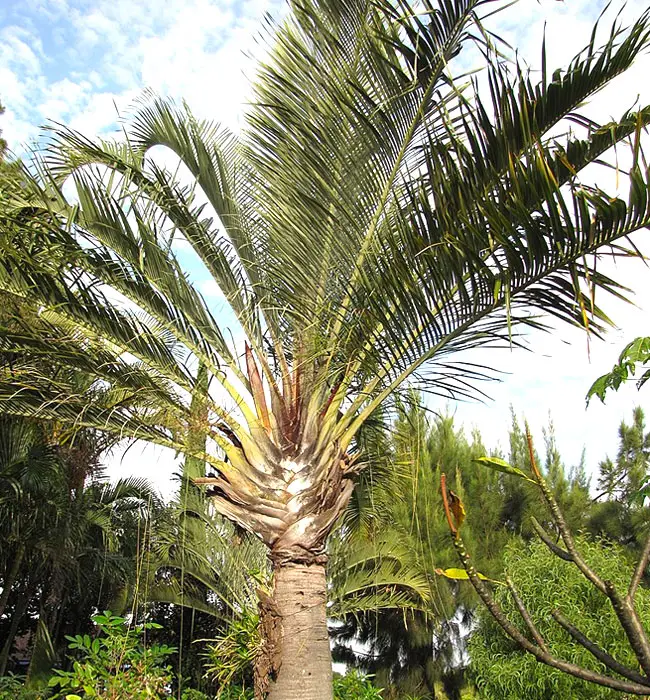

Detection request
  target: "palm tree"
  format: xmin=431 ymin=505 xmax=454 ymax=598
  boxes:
xmin=1 ymin=1 xmax=650 ymax=697
xmin=0 ymin=412 xmax=159 ymax=679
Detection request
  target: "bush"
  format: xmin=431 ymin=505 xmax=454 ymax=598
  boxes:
xmin=203 ymin=608 xmax=260 ymax=695
xmin=180 ymin=690 xmax=211 ymax=700
xmin=215 ymin=687 xmax=253 ymax=700
xmin=48 ymin=611 xmax=176 ymax=699
xmin=333 ymin=670 xmax=383 ymax=699
xmin=0 ymin=675 xmax=44 ymax=700
xmin=469 ymin=537 xmax=650 ymax=700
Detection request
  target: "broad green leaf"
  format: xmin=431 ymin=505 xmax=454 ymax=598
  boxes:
xmin=435 ymin=567 xmax=489 ymax=581
xmin=587 ymin=337 xmax=650 ymax=404
xmin=473 ymin=456 xmax=534 ymax=482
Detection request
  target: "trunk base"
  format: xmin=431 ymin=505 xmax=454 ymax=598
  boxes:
xmin=262 ymin=561 xmax=333 ymax=700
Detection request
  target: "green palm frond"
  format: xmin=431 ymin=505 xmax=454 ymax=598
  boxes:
xmin=328 ymin=533 xmax=432 ymax=618
xmin=0 ymin=0 xmax=649 ymax=561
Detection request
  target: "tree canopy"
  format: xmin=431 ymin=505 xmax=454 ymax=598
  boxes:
xmin=1 ymin=1 xmax=650 ymax=697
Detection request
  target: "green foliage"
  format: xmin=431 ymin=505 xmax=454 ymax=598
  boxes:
xmin=48 ymin=612 xmax=176 ymax=699
xmin=469 ymin=537 xmax=650 ymax=699
xmin=202 ymin=608 xmax=260 ymax=694
xmin=180 ymin=690 xmax=211 ymax=700
xmin=0 ymin=404 xmax=158 ymax=679
xmin=588 ymin=407 xmax=650 ymax=549
xmin=331 ymin=398 xmax=505 ymax=697
xmin=0 ymin=675 xmax=43 ymax=700
xmin=210 ymin=688 xmax=252 ymax=700
xmin=472 ymin=456 xmax=533 ymax=482
xmin=333 ymin=671 xmax=384 ymax=699
xmin=587 ymin=337 xmax=650 ymax=404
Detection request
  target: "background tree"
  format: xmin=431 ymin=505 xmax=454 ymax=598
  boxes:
xmin=0 ymin=413 xmax=159 ymax=682
xmin=1 ymin=2 xmax=650 ymax=698
xmin=588 ymin=407 xmax=650 ymax=550
xmin=469 ymin=537 xmax=650 ymax=700
xmin=332 ymin=398 xmax=591 ymax=699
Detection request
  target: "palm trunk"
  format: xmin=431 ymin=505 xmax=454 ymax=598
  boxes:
xmin=0 ymin=544 xmax=24 ymax=620
xmin=26 ymin=570 xmax=64 ymax=685
xmin=0 ymin=591 xmax=29 ymax=675
xmin=263 ymin=561 xmax=333 ymax=700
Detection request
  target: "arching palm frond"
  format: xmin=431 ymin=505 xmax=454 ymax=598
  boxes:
xmin=0 ymin=0 xmax=648 ymax=627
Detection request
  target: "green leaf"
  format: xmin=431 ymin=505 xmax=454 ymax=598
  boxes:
xmin=587 ymin=337 xmax=650 ymax=404
xmin=473 ymin=456 xmax=534 ymax=482
xmin=435 ymin=567 xmax=489 ymax=581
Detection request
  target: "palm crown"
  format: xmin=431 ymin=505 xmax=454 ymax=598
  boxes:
xmin=2 ymin=0 xmax=650 ymax=556
xmin=1 ymin=2 xmax=650 ymax=694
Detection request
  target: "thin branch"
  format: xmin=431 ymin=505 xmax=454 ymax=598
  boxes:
xmin=530 ymin=517 xmax=572 ymax=562
xmin=505 ymin=576 xmax=548 ymax=652
xmin=628 ymin=533 xmax=650 ymax=601
xmin=525 ymin=429 xmax=608 ymax=594
xmin=551 ymin=609 xmax=650 ymax=686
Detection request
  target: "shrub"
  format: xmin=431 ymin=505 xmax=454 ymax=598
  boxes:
xmin=48 ymin=611 xmax=176 ymax=699
xmin=469 ymin=537 xmax=650 ymax=699
xmin=202 ymin=609 xmax=260 ymax=695
xmin=0 ymin=675 xmax=44 ymax=700
xmin=180 ymin=690 xmax=211 ymax=700
xmin=333 ymin=670 xmax=383 ymax=699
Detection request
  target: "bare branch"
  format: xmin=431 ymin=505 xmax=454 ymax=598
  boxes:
xmin=525 ymin=429 xmax=608 ymax=594
xmin=530 ymin=517 xmax=572 ymax=562
xmin=506 ymin=576 xmax=548 ymax=652
xmin=629 ymin=533 xmax=650 ymax=601
xmin=551 ymin=609 xmax=650 ymax=686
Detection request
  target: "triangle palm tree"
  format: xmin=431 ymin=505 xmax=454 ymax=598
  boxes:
xmin=2 ymin=1 xmax=650 ymax=697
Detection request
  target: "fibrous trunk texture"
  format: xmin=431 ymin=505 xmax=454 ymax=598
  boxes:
xmin=264 ymin=561 xmax=333 ymax=700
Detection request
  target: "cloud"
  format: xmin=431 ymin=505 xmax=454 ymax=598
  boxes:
xmin=0 ymin=0 xmax=285 ymax=152
xmin=198 ymin=279 xmax=225 ymax=299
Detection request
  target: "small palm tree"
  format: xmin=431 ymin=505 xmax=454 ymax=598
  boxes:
xmin=1 ymin=2 xmax=650 ymax=697
xmin=0 ymin=411 xmax=159 ymax=679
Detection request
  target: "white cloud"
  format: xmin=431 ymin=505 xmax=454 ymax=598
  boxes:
xmin=0 ymin=0 xmax=285 ymax=152
xmin=67 ymin=90 xmax=138 ymax=136
xmin=38 ymin=77 xmax=92 ymax=122
xmin=109 ymin=440 xmax=182 ymax=501
xmin=199 ymin=279 xmax=225 ymax=299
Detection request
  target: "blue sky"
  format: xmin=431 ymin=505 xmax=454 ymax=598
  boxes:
xmin=2 ymin=0 xmax=650 ymax=496
xmin=0 ymin=0 xmax=285 ymax=143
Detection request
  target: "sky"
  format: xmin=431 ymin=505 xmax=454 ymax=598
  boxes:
xmin=2 ymin=0 xmax=650 ymax=498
